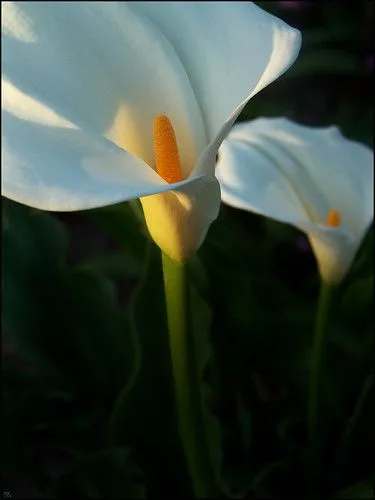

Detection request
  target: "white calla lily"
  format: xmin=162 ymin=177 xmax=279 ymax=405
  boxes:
xmin=1 ymin=2 xmax=301 ymax=262
xmin=217 ymin=118 xmax=373 ymax=283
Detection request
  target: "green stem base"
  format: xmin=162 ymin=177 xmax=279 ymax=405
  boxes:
xmin=307 ymin=281 xmax=335 ymax=490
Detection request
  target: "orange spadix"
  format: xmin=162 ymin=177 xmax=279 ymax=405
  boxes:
xmin=153 ymin=115 xmax=183 ymax=184
xmin=326 ymin=209 xmax=341 ymax=227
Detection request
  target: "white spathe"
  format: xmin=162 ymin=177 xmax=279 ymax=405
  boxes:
xmin=217 ymin=118 xmax=373 ymax=283
xmin=1 ymin=2 xmax=301 ymax=261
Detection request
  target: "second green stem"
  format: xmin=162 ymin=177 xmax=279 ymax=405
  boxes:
xmin=308 ymin=281 xmax=335 ymax=484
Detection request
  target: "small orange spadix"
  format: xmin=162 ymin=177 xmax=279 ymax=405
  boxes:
xmin=326 ymin=209 xmax=341 ymax=227
xmin=153 ymin=115 xmax=183 ymax=184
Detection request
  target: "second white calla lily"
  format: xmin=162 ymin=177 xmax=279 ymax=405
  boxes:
xmin=1 ymin=1 xmax=301 ymax=261
xmin=217 ymin=118 xmax=373 ymax=283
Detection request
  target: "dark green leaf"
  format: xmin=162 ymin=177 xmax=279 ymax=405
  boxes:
xmin=55 ymin=447 xmax=145 ymax=498
xmin=84 ymin=202 xmax=147 ymax=265
xmin=75 ymin=251 xmax=141 ymax=280
xmin=334 ymin=479 xmax=374 ymax=499
xmin=2 ymin=200 xmax=133 ymax=394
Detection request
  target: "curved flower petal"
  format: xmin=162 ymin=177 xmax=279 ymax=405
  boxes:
xmin=1 ymin=107 xmax=207 ymax=211
xmin=131 ymin=2 xmax=301 ymax=145
xmin=216 ymin=129 xmax=311 ymax=221
xmin=217 ymin=118 xmax=373 ymax=283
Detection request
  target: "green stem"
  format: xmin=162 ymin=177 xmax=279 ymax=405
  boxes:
xmin=161 ymin=252 xmax=217 ymax=498
xmin=308 ymin=281 xmax=335 ymax=483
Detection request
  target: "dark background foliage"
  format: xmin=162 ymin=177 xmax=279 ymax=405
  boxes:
xmin=2 ymin=2 xmax=373 ymax=498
